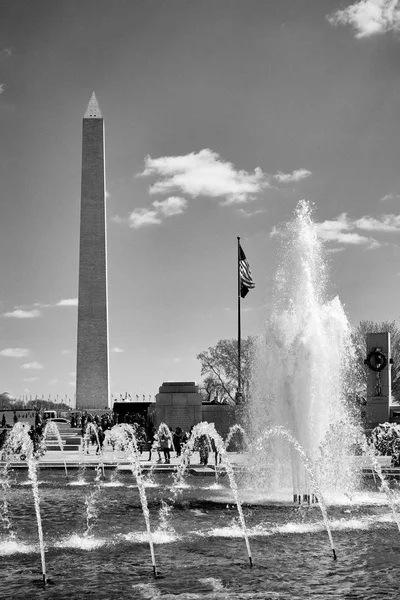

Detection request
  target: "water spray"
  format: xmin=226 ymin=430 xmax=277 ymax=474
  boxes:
xmin=178 ymin=422 xmax=254 ymax=568
xmin=43 ymin=421 xmax=68 ymax=480
xmin=110 ymin=424 xmax=158 ymax=578
xmin=256 ymin=426 xmax=338 ymax=560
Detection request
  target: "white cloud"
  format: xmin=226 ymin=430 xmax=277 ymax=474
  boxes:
xmin=56 ymin=298 xmax=78 ymax=307
xmin=128 ymin=208 xmax=162 ymax=229
xmin=0 ymin=348 xmax=29 ymax=358
xmin=69 ymin=381 xmax=76 ymax=387
xmin=24 ymin=377 xmax=39 ymax=382
xmin=2 ymin=48 xmax=11 ymax=57
xmin=152 ymin=196 xmax=187 ymax=216
xmin=61 ymin=349 xmax=70 ymax=355
xmin=380 ymin=192 xmax=400 ymax=202
xmin=354 ymin=214 xmax=400 ymax=231
xmin=316 ymin=213 xmax=378 ymax=246
xmin=123 ymin=196 xmax=188 ymax=229
xmin=20 ymin=362 xmax=43 ymax=370
xmin=3 ymin=309 xmax=41 ymax=318
xmin=274 ymin=169 xmax=312 ymax=183
xmin=237 ymin=208 xmax=267 ymax=218
xmin=138 ymin=149 xmax=269 ymax=205
xmin=115 ymin=151 xmax=309 ymax=230
xmin=327 ymin=0 xmax=400 ymax=38
xmin=315 ymin=212 xmax=400 ymax=248
xmin=111 ymin=347 xmax=124 ymax=353
xmin=0 ymin=84 xmax=5 ymax=95
xmin=69 ymin=371 xmax=76 ymax=377
xmin=48 ymin=378 xmax=59 ymax=385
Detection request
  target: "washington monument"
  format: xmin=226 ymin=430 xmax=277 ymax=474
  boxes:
xmin=76 ymin=92 xmax=109 ymax=410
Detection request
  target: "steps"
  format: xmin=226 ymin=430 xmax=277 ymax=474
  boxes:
xmin=44 ymin=426 xmax=82 ymax=452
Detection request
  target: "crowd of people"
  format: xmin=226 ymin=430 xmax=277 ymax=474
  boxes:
xmin=148 ymin=424 xmax=219 ymax=466
xmin=0 ymin=409 xmax=221 ymax=465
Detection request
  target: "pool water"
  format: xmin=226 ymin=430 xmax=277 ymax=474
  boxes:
xmin=1 ymin=471 xmax=400 ymax=599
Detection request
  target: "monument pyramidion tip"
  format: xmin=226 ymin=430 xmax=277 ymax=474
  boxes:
xmin=84 ymin=91 xmax=102 ymax=119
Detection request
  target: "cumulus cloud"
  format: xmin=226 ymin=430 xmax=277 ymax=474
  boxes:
xmin=270 ymin=212 xmax=400 ymax=248
xmin=4 ymin=309 xmax=41 ymax=318
xmin=115 ymin=150 xmax=311 ymax=229
xmin=127 ymin=196 xmax=188 ymax=229
xmin=129 ymin=208 xmax=162 ymax=229
xmin=56 ymin=298 xmax=78 ymax=307
xmin=138 ymin=149 xmax=269 ymax=205
xmin=274 ymin=169 xmax=312 ymax=183
xmin=24 ymin=377 xmax=39 ymax=382
xmin=152 ymin=196 xmax=187 ymax=216
xmin=315 ymin=212 xmax=400 ymax=247
xmin=354 ymin=214 xmax=400 ymax=231
xmin=112 ymin=347 xmax=124 ymax=353
xmin=20 ymin=361 xmax=43 ymax=370
xmin=316 ymin=214 xmax=377 ymax=246
xmin=327 ymin=0 xmax=400 ymax=38
xmin=0 ymin=348 xmax=29 ymax=358
xmin=2 ymin=48 xmax=11 ymax=57
xmin=0 ymin=84 xmax=5 ymax=95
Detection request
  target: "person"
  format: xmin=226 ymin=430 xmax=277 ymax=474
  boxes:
xmin=159 ymin=424 xmax=173 ymax=464
xmin=148 ymin=427 xmax=161 ymax=462
xmin=35 ymin=410 xmax=42 ymax=430
xmin=173 ymin=427 xmax=183 ymax=458
xmin=196 ymin=435 xmax=210 ymax=466
xmin=1 ymin=414 xmax=6 ymax=428
xmin=211 ymin=438 xmax=220 ymax=466
xmin=96 ymin=426 xmax=105 ymax=454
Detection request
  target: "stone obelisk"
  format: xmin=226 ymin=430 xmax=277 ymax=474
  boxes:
xmin=76 ymin=92 xmax=109 ymax=410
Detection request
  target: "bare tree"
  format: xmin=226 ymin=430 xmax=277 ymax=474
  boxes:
xmin=197 ymin=337 xmax=255 ymax=404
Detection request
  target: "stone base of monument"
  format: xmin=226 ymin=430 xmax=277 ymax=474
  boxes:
xmin=154 ymin=381 xmax=240 ymax=438
xmin=155 ymin=382 xmax=202 ymax=431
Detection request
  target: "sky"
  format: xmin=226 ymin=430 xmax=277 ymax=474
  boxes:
xmin=2 ymin=0 xmax=400 ymax=403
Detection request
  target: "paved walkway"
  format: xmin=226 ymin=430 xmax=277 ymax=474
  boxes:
xmin=2 ymin=444 xmax=249 ymax=472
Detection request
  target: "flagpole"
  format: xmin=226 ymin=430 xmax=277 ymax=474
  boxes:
xmin=237 ymin=236 xmax=241 ymax=403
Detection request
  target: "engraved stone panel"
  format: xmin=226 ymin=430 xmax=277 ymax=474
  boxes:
xmin=164 ymin=406 xmax=194 ymax=430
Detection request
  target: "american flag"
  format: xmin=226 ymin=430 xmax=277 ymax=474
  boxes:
xmin=239 ymin=243 xmax=255 ymax=298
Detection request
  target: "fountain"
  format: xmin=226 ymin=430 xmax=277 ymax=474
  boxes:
xmin=248 ymin=200 xmax=360 ymax=502
xmin=1 ymin=200 xmax=400 ymax=598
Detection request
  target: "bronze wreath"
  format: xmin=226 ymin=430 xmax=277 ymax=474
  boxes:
xmin=364 ymin=349 xmax=387 ymax=372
